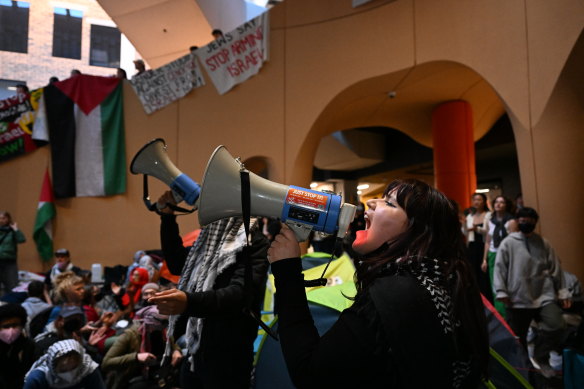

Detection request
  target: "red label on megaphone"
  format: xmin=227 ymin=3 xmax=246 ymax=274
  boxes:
xmin=285 ymin=188 xmax=328 ymax=211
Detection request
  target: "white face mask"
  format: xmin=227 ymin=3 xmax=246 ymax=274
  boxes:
xmin=57 ymin=369 xmax=78 ymax=383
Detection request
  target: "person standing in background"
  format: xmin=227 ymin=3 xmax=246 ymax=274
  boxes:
xmin=0 ymin=211 xmax=26 ymax=296
xmin=481 ymin=195 xmax=517 ymax=317
xmin=465 ymin=193 xmax=491 ymax=301
xmin=493 ymin=207 xmax=571 ymax=378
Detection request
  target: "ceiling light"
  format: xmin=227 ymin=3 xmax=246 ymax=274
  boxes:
xmin=475 ymin=189 xmax=490 ymax=193
xmin=357 ymin=184 xmax=369 ymax=190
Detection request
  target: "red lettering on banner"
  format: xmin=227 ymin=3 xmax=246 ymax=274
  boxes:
xmin=230 ymin=27 xmax=264 ymax=56
xmin=205 ymin=49 xmax=230 ymax=71
xmin=226 ymin=48 xmax=264 ymax=77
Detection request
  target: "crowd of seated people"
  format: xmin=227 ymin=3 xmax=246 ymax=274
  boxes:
xmin=0 ymin=248 xmax=180 ymax=389
xmin=0 ymin=189 xmax=583 ymax=388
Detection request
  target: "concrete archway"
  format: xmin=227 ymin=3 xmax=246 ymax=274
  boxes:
xmin=289 ymin=61 xmax=505 ymax=188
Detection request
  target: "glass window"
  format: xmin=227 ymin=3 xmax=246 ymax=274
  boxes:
xmin=52 ymin=7 xmax=82 ymax=59
xmin=0 ymin=1 xmax=29 ymax=53
xmin=90 ymin=24 xmax=121 ymax=68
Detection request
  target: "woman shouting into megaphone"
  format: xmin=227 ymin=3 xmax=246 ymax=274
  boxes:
xmin=268 ymin=179 xmax=490 ymax=388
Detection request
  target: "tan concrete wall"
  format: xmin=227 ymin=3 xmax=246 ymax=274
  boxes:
xmin=1 ymin=0 xmax=583 ymax=284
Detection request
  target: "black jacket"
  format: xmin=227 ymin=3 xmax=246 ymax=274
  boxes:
xmin=272 ymin=257 xmax=483 ymax=389
xmin=0 ymin=335 xmax=36 ymax=389
xmin=160 ymin=215 xmax=269 ymax=388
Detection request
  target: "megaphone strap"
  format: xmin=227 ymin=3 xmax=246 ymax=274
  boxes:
xmin=240 ymin=169 xmax=279 ymax=341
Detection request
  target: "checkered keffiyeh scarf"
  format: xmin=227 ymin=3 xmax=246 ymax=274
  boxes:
xmin=25 ymin=339 xmax=98 ymax=388
xmin=163 ymin=217 xmax=255 ymax=369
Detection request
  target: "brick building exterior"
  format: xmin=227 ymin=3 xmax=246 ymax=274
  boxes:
xmin=0 ymin=0 xmax=137 ymax=96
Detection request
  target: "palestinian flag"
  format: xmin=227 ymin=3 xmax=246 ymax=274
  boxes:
xmin=39 ymin=75 xmax=126 ymax=198
xmin=33 ymin=169 xmax=56 ymax=261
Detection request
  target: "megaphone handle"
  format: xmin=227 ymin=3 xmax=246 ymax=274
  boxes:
xmin=285 ymin=221 xmax=312 ymax=242
xmin=171 ymin=190 xmax=184 ymax=205
xmin=142 ymin=175 xmax=196 ymax=215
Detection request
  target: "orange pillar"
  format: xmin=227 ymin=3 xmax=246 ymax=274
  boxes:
xmin=431 ymin=100 xmax=476 ymax=210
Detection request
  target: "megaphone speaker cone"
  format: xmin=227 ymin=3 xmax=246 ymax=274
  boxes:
xmin=130 ymin=138 xmax=200 ymax=205
xmin=198 ymin=146 xmax=289 ymax=226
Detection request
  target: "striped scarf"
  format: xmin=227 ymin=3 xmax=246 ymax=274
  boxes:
xmin=163 ymin=217 xmax=254 ymax=370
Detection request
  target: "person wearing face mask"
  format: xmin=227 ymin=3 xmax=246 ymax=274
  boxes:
xmin=24 ymin=339 xmax=105 ymax=389
xmin=0 ymin=303 xmax=36 ymax=389
xmin=268 ymin=179 xmax=489 ymax=388
xmin=493 ymin=207 xmax=572 ymax=378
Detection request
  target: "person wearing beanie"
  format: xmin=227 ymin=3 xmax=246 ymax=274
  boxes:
xmin=135 ymin=283 xmax=160 ymax=311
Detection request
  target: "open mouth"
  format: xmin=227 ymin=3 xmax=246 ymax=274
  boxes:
xmin=354 ymin=229 xmax=368 ymax=246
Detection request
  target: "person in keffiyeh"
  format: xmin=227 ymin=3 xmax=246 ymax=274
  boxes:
xmin=148 ymin=190 xmax=269 ymax=388
xmin=24 ymin=339 xmax=104 ymax=389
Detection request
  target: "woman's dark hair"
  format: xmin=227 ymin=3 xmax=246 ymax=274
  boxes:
xmin=355 ymin=179 xmax=467 ymax=280
xmin=471 ymin=193 xmax=489 ymax=213
xmin=354 ymin=179 xmax=489 ymax=377
xmin=493 ymin=195 xmax=513 ymax=215
xmin=0 ymin=303 xmax=27 ymax=325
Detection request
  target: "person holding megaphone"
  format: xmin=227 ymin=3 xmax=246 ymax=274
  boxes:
xmin=267 ymin=179 xmax=490 ymax=388
xmin=148 ymin=190 xmax=269 ymax=389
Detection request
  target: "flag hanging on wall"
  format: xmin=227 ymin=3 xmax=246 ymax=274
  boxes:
xmin=33 ymin=75 xmax=126 ymax=198
xmin=33 ymin=168 xmax=56 ymax=261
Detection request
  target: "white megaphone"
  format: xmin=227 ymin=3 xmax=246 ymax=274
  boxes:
xmin=130 ymin=138 xmax=200 ymax=207
xmin=198 ymin=145 xmax=356 ymax=242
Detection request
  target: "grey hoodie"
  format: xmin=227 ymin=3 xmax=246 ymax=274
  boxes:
xmin=493 ymin=232 xmax=571 ymax=308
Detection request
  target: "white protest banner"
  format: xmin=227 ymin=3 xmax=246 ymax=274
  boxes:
xmin=130 ymin=53 xmax=205 ymax=114
xmin=196 ymin=12 xmax=269 ymax=95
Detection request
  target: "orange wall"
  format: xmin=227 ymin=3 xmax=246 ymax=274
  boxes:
xmin=1 ymin=0 xmax=583 ymax=284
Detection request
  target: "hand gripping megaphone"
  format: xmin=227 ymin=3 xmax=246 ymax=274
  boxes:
xmin=130 ymin=138 xmax=200 ymax=212
xmin=198 ymin=145 xmax=356 ymax=242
